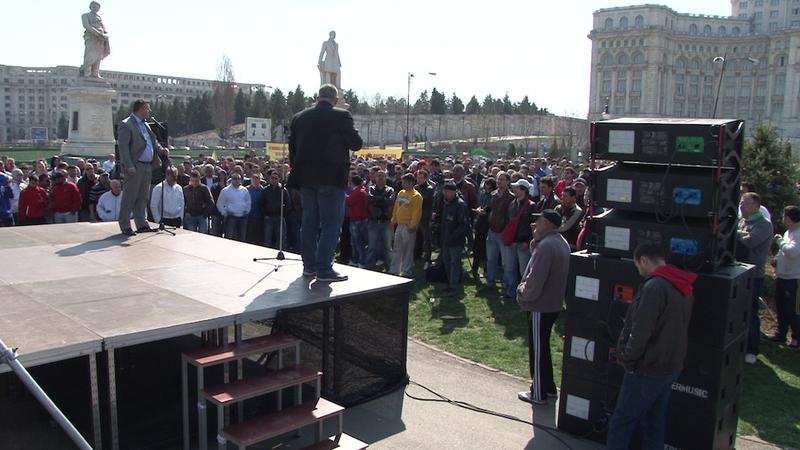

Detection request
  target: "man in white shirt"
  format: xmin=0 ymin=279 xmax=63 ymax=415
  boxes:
xmin=150 ymin=167 xmax=185 ymax=227
xmin=97 ymin=179 xmax=123 ymax=222
xmin=102 ymin=154 xmax=115 ymax=174
xmin=9 ymin=168 xmax=25 ymax=224
xmin=216 ymin=173 xmax=250 ymax=241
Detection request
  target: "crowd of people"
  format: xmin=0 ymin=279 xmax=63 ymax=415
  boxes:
xmin=2 ymin=87 xmax=799 ymax=449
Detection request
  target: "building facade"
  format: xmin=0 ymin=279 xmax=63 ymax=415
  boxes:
xmin=0 ymin=64 xmax=264 ymax=143
xmin=588 ymin=2 xmax=800 ymax=141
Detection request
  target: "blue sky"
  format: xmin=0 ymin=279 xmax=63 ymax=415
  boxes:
xmin=4 ymin=1 xmax=730 ymax=117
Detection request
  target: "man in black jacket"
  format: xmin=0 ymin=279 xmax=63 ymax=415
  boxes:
xmin=607 ymin=244 xmax=697 ymax=450
xmin=288 ymin=84 xmax=363 ymax=282
xmin=439 ymin=181 xmax=469 ymax=293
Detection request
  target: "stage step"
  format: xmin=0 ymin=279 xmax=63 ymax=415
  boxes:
xmin=221 ymin=397 xmax=344 ymax=447
xmin=184 ymin=333 xmax=300 ymax=367
xmin=301 ymin=433 xmax=368 ymax=450
xmin=201 ymin=365 xmax=320 ymax=406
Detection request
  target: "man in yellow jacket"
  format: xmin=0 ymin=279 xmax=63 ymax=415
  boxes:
xmin=390 ymin=173 xmax=422 ymax=276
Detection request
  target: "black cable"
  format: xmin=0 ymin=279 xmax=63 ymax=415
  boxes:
xmin=404 ymin=379 xmax=576 ymax=450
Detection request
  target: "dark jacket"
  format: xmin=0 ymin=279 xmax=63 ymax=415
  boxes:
xmin=617 ymin=267 xmax=696 ymax=376
xmin=487 ymin=189 xmax=513 ymax=233
xmin=536 ymin=192 xmax=560 ymax=213
xmin=440 ymin=196 xmax=469 ymax=248
xmin=415 ymin=180 xmax=436 ymax=220
xmin=367 ymin=184 xmax=395 ymax=222
xmin=259 ymin=183 xmax=289 ymax=218
xmin=288 ymin=102 xmax=363 ymax=188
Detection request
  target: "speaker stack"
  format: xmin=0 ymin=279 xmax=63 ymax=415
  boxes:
xmin=556 ymin=118 xmax=755 ymax=450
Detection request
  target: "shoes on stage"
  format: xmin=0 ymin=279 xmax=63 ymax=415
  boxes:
xmin=136 ymin=226 xmax=157 ymax=233
xmin=121 ymin=229 xmax=137 ymax=236
xmin=316 ymin=271 xmax=348 ymax=282
xmin=302 ymin=270 xmax=316 ymax=277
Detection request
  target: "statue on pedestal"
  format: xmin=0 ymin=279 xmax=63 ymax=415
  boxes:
xmin=81 ymin=1 xmax=110 ymax=79
xmin=318 ymin=31 xmax=341 ymax=89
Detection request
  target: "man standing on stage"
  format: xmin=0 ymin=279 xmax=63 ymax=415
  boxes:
xmin=288 ymin=84 xmax=363 ymax=282
xmin=516 ymin=209 xmax=570 ymax=405
xmin=116 ymin=100 xmax=169 ymax=236
xmin=607 ymin=244 xmax=696 ymax=449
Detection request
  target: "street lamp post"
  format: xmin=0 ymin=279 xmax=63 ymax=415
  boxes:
xmin=713 ymin=55 xmax=758 ymax=118
xmin=404 ymin=72 xmax=436 ymax=151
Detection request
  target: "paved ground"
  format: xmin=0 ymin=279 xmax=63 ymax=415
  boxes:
xmin=342 ymin=340 xmax=784 ymax=450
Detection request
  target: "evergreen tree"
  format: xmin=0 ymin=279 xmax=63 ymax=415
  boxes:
xmin=518 ymin=96 xmax=533 ymax=115
xmin=413 ymin=90 xmax=430 ymax=114
xmin=450 ymin=94 xmax=464 ymax=114
xmin=465 ymin=96 xmax=481 ymax=114
xmin=507 ymin=143 xmax=517 ymax=157
xmin=482 ymin=95 xmax=495 ymax=114
xmin=386 ymin=96 xmax=404 ymax=114
xmin=168 ymin=98 xmax=187 ymax=136
xmin=249 ymin=88 xmax=269 ymax=118
xmin=269 ymin=89 xmax=288 ymax=125
xmin=234 ymin=89 xmax=249 ymax=124
xmin=430 ymin=88 xmax=447 ymax=115
xmin=343 ymin=89 xmax=361 ymax=113
xmin=288 ymin=84 xmax=307 ymax=114
xmin=196 ymin=93 xmax=214 ymax=132
xmin=57 ymin=114 xmax=69 ymax=139
xmin=502 ymin=94 xmax=515 ymax=114
xmin=742 ymin=124 xmax=800 ymax=216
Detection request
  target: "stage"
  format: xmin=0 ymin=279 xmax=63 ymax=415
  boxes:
xmin=0 ymin=222 xmax=413 ymax=449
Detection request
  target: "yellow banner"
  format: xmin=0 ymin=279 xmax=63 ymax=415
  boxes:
xmin=267 ymin=143 xmax=289 ymax=160
xmin=354 ymin=147 xmax=403 ymax=160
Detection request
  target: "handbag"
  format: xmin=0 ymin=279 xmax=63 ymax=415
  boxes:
xmin=501 ymin=200 xmax=529 ymax=246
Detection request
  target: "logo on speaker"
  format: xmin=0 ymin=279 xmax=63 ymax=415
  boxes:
xmin=671 ymin=381 xmax=709 ymax=399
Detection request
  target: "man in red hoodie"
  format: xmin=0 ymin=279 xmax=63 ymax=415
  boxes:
xmin=607 ymin=244 xmax=697 ymax=450
xmin=18 ymin=174 xmax=49 ymax=225
xmin=345 ymin=175 xmax=368 ymax=267
xmin=51 ymin=171 xmax=83 ymax=223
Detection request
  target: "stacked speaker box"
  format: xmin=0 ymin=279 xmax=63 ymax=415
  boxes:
xmin=557 ymin=118 xmax=755 ymax=450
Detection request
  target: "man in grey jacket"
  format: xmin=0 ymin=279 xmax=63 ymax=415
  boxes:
xmin=516 ymin=209 xmax=570 ymax=405
xmin=116 ymin=100 xmax=168 ymax=235
xmin=607 ymin=244 xmax=697 ymax=450
xmin=737 ymin=192 xmax=774 ymax=363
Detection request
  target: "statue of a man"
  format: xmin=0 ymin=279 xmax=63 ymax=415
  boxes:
xmin=81 ymin=1 xmax=110 ymax=78
xmin=318 ymin=31 xmax=341 ymax=89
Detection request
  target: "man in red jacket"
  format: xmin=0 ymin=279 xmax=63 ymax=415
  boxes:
xmin=51 ymin=171 xmax=82 ymax=223
xmin=18 ymin=174 xmax=49 ymax=225
xmin=345 ymin=175 xmax=369 ymax=267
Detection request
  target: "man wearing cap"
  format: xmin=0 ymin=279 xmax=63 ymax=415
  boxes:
xmin=573 ymin=177 xmax=588 ymax=210
xmin=516 ymin=209 xmax=570 ymax=405
xmin=51 ymin=171 xmax=82 ymax=223
xmin=501 ymin=178 xmax=532 ymax=300
xmin=439 ymin=180 xmax=470 ymax=293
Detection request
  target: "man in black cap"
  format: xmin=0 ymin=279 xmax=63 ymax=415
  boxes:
xmin=439 ymin=180 xmax=470 ymax=294
xmin=516 ymin=209 xmax=570 ymax=405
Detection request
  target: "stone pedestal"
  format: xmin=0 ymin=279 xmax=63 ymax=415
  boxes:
xmin=61 ymin=80 xmax=116 ymax=157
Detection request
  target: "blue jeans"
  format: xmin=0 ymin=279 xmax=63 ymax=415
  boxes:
xmin=224 ymin=216 xmax=247 ymax=241
xmin=349 ymin=219 xmax=368 ymax=265
xmin=183 ymin=215 xmax=208 ymax=233
xmin=747 ymin=277 xmax=764 ymax=354
xmin=485 ymin=231 xmax=503 ymax=286
xmin=264 ymin=216 xmax=287 ymax=249
xmin=517 ymin=244 xmax=531 ymax=275
xmin=210 ymin=215 xmax=223 ymax=236
xmin=442 ymin=245 xmax=464 ymax=288
xmin=501 ymin=243 xmax=520 ymax=298
xmin=366 ymin=220 xmax=392 ymax=268
xmin=607 ymin=372 xmax=680 ymax=450
xmin=301 ymin=185 xmax=345 ymax=275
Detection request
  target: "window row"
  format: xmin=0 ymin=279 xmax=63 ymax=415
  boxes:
xmin=603 ymin=15 xmax=646 ymax=31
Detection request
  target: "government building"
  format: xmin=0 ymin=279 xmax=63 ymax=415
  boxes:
xmin=588 ymin=1 xmax=800 ymax=141
xmin=0 ymin=64 xmax=264 ymax=143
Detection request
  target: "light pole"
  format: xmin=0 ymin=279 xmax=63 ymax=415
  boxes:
xmin=713 ymin=55 xmax=758 ymax=118
xmin=405 ymin=71 xmax=436 ymax=150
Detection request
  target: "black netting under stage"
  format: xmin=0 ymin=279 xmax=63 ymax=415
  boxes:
xmin=274 ymin=285 xmax=411 ymax=407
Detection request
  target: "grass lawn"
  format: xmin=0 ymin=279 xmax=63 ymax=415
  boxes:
xmin=405 ymin=254 xmax=800 ymax=447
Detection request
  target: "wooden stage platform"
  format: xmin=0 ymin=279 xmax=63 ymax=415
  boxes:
xmin=0 ymin=222 xmax=413 ymax=449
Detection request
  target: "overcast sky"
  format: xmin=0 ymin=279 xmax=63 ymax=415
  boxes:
xmin=3 ymin=1 xmax=731 ymax=117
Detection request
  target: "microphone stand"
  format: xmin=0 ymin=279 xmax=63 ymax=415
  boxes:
xmin=149 ymin=116 xmax=177 ymax=235
xmin=253 ymin=133 xmax=301 ymax=273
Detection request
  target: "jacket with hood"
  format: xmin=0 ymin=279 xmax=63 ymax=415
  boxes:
xmin=617 ymin=265 xmax=697 ymax=376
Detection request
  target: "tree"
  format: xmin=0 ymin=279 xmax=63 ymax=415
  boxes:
xmin=234 ymin=89 xmax=249 ymax=124
xmin=450 ymin=94 xmax=464 ymax=114
xmin=386 ymin=96 xmax=405 ymax=114
xmin=287 ymin=84 xmax=307 ymax=114
xmin=518 ymin=96 xmax=533 ymax=115
xmin=507 ymin=143 xmax=517 ymax=157
xmin=249 ymin=88 xmax=269 ymax=118
xmin=57 ymin=114 xmax=68 ymax=139
xmin=371 ymin=93 xmax=386 ymax=113
xmin=742 ymin=124 xmax=800 ymax=216
xmin=342 ymin=89 xmax=361 ymax=114
xmin=502 ymin=94 xmax=515 ymax=114
xmin=211 ymin=55 xmax=236 ymax=139
xmin=430 ymin=88 xmax=447 ymax=115
xmin=465 ymin=96 xmax=481 ymax=114
xmin=269 ymin=89 xmax=288 ymax=136
xmin=413 ymin=90 xmax=430 ymax=114
xmin=482 ymin=95 xmax=495 ymax=114
xmin=168 ymin=98 xmax=187 ymax=136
